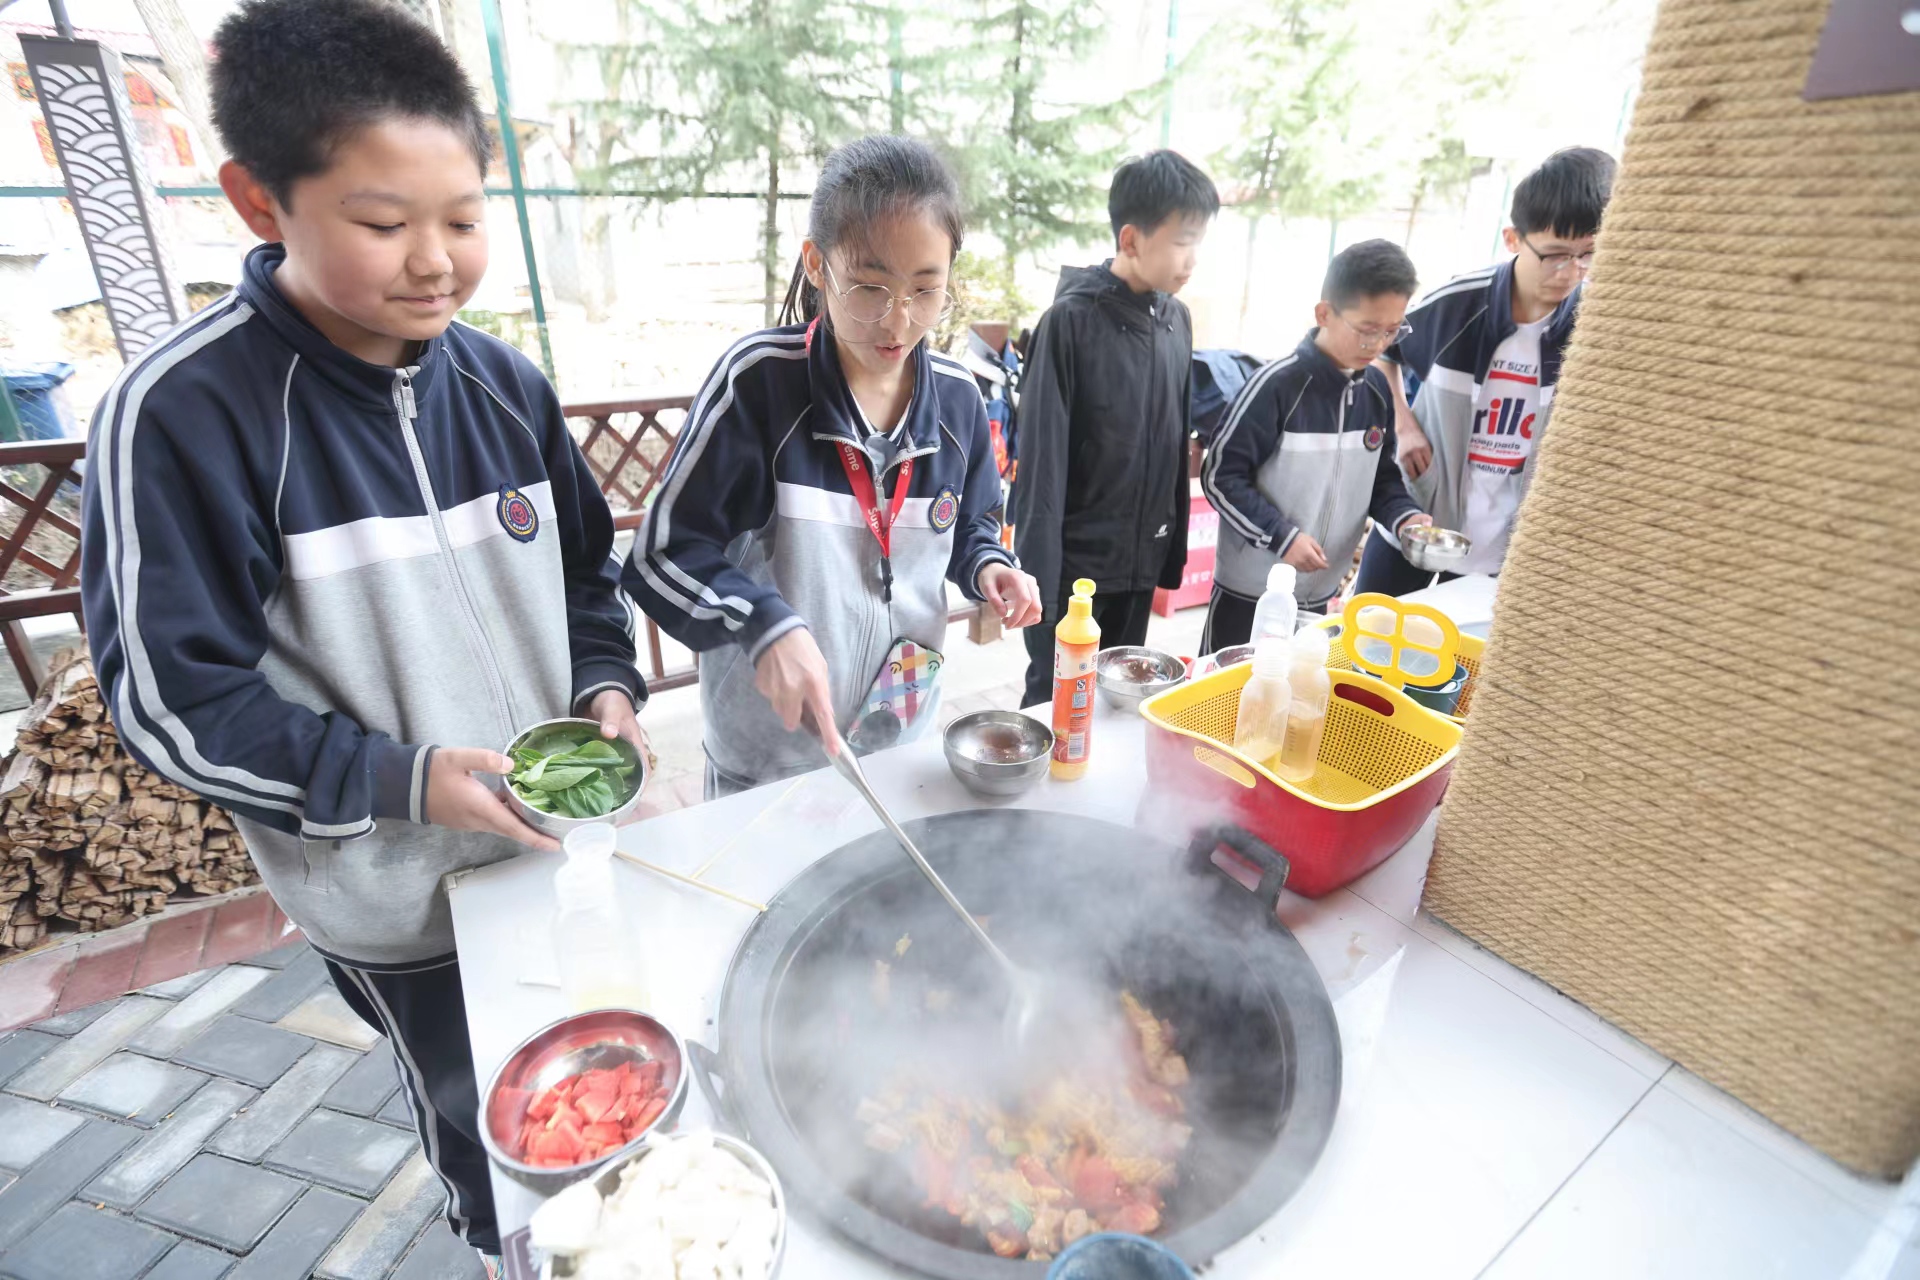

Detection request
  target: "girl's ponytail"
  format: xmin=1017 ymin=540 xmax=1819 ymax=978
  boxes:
xmin=778 ymin=253 xmax=818 ymax=327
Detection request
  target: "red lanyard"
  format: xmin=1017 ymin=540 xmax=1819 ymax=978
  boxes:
xmin=834 ymin=442 xmax=912 ymax=602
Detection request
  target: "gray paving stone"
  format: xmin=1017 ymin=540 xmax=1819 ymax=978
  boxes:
xmin=229 ymin=949 xmax=328 ymax=1023
xmin=316 ymin=1151 xmax=443 ymax=1280
xmin=141 ymin=969 xmax=217 ymax=1001
xmin=321 ymin=1044 xmax=398 ymax=1118
xmin=208 ymin=1044 xmax=357 ymax=1162
xmin=170 ymin=1015 xmax=313 ymax=1089
xmin=274 ymin=987 xmax=381 ymax=1051
xmin=0 ymin=1095 xmax=85 ymax=1171
xmin=228 ymin=1186 xmax=362 ymax=1280
xmin=84 ymin=1078 xmax=255 ymax=1210
xmin=58 ymin=1052 xmax=208 ymax=1128
xmin=137 ymin=1154 xmax=301 ymax=1253
xmin=240 ymin=938 xmax=310 ymax=971
xmin=0 ymin=1200 xmax=176 ymax=1280
xmin=0 ymin=1030 xmax=59 ymax=1087
xmin=0 ymin=1117 xmax=140 ymax=1249
xmin=7 ymin=997 xmax=172 ymax=1100
xmin=377 ymin=1088 xmax=414 ymax=1129
xmin=30 ymin=1001 xmax=114 ymax=1036
xmin=266 ymin=1109 xmax=416 ymax=1198
xmin=392 ymin=1224 xmax=486 ymax=1280
xmin=128 ymin=968 xmax=275 ymax=1060
xmin=144 ymin=1240 xmax=235 ymax=1280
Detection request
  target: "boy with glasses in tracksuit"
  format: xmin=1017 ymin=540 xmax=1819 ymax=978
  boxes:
xmin=1354 ymin=146 xmax=1616 ymax=595
xmin=1201 ymin=240 xmax=1432 ymax=651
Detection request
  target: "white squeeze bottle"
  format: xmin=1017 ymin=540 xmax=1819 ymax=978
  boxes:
xmin=552 ymin=823 xmax=648 ymax=1012
xmin=1234 ymin=637 xmax=1293 ymax=770
xmin=1276 ymin=628 xmax=1333 ymax=784
xmin=1249 ymin=563 xmax=1300 ymax=647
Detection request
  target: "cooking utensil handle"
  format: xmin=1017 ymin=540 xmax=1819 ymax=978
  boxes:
xmin=686 ymin=1040 xmax=745 ymax=1136
xmin=828 ymin=748 xmax=1023 ymax=984
xmin=1191 ymin=824 xmax=1291 ymax=916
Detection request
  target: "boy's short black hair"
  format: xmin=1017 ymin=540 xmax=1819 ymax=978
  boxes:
xmin=1510 ymin=147 xmax=1616 ymax=240
xmin=211 ymin=0 xmax=492 ymax=206
xmin=1109 ymin=150 xmax=1220 ymax=241
xmin=1322 ymin=239 xmax=1419 ymax=309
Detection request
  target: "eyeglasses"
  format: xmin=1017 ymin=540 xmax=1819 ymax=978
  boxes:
xmin=1332 ymin=311 xmax=1412 ymax=350
xmin=822 ymin=260 xmax=956 ymax=327
xmin=1519 ymin=235 xmax=1596 ymax=276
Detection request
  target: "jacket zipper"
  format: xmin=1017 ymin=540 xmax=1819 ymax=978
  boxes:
xmin=1309 ymin=378 xmax=1354 ymax=552
xmin=1135 ymin=306 xmax=1160 ymax=587
xmin=391 ymin=367 xmax=516 ymax=743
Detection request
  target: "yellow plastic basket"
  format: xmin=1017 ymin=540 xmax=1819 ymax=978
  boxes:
xmin=1139 ymin=664 xmax=1462 ymax=896
xmin=1311 ymin=615 xmax=1487 ymax=721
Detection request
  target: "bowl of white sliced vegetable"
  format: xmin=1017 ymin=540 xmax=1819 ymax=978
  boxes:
xmin=530 ymin=1129 xmax=786 ymax=1280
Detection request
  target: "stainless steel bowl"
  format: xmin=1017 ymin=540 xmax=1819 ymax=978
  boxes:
xmin=1211 ymin=643 xmax=1255 ymax=670
xmin=479 ymin=1008 xmax=689 ymax=1195
xmin=1095 ymin=646 xmax=1187 ymax=713
xmin=1400 ymin=524 xmax=1473 ymax=573
xmin=943 ymin=710 xmax=1053 ymax=797
xmin=504 ymin=717 xmax=648 ymax=839
xmin=543 ymin=1131 xmax=788 ymax=1280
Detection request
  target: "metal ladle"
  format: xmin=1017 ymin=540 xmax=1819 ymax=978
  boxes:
xmin=825 ymin=747 xmax=1046 ymax=1052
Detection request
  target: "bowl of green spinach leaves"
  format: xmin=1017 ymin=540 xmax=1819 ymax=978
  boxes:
xmin=502 ymin=718 xmax=647 ymax=837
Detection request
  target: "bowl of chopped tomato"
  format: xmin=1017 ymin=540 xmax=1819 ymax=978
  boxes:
xmin=478 ymin=1008 xmax=688 ymax=1194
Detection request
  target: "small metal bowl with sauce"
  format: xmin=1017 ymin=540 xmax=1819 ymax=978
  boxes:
xmin=1095 ymin=646 xmax=1187 ymax=714
xmin=943 ymin=710 xmax=1053 ymax=797
xmin=1399 ymin=524 xmax=1473 ymax=574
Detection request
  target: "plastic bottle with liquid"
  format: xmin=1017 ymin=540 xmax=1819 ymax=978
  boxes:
xmin=1049 ymin=579 xmax=1101 ymax=781
xmin=1275 ymin=628 xmax=1333 ymax=784
xmin=1234 ymin=637 xmax=1293 ymax=770
xmin=552 ymin=823 xmax=648 ymax=1012
xmin=1248 ymin=563 xmax=1300 ymax=647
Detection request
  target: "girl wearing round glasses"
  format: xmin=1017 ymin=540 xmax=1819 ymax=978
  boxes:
xmin=626 ymin=136 xmax=1041 ymax=797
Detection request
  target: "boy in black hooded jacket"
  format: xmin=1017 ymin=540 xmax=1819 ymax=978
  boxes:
xmin=1012 ymin=151 xmax=1219 ymax=706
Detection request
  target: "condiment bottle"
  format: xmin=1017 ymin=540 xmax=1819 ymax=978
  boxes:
xmin=1049 ymin=578 xmax=1100 ymax=781
xmin=552 ymin=823 xmax=648 ymax=1011
xmin=1234 ymin=637 xmax=1293 ymax=771
xmin=1248 ymin=563 xmax=1299 ymax=648
xmin=1275 ymin=627 xmax=1333 ymax=784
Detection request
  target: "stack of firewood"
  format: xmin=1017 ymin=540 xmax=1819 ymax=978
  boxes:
xmin=0 ymin=649 xmax=255 ymax=953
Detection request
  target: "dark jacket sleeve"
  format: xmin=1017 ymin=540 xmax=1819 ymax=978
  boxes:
xmin=527 ymin=376 xmax=646 ymax=715
xmin=1383 ymin=289 xmax=1446 ymax=382
xmin=624 ymin=342 xmax=801 ymax=664
xmin=1009 ymin=306 xmax=1073 ymax=615
xmin=1157 ymin=315 xmax=1194 ymax=591
xmin=81 ymin=385 xmax=425 ymax=842
xmin=1201 ymin=365 xmax=1300 ymax=556
xmin=947 ymin=392 xmax=1017 ymax=600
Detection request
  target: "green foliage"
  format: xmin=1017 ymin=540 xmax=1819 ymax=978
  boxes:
xmin=508 ymin=731 xmax=637 ymax=819
xmin=937 ymin=249 xmax=1028 ymax=352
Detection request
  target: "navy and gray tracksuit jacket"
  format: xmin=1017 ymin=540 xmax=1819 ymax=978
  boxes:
xmin=80 ymin=242 xmax=643 ymax=968
xmin=624 ymin=323 xmax=1013 ymax=790
xmin=1204 ymin=331 xmax=1424 ymax=605
xmin=1376 ymin=257 xmax=1583 ymax=542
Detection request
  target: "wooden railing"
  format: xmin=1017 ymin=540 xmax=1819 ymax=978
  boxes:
xmin=0 ymin=439 xmax=86 ymax=698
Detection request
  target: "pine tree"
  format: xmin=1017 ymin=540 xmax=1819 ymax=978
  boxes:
xmin=1398 ymin=0 xmax=1512 ymax=244
xmin=559 ymin=0 xmax=879 ymax=324
xmin=1211 ymin=0 xmax=1392 ymax=330
xmin=957 ymin=0 xmax=1150 ymax=326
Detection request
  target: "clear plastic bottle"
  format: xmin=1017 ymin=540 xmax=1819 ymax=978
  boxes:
xmin=1249 ymin=563 xmax=1300 ymax=648
xmin=1234 ymin=637 xmax=1293 ymax=770
xmin=552 ymin=823 xmax=648 ymax=1012
xmin=1276 ymin=628 xmax=1333 ymax=784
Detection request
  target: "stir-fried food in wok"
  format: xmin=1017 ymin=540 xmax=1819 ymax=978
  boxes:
xmin=857 ymin=991 xmax=1192 ymax=1261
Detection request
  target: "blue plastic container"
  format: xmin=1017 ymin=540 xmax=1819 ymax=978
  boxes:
xmin=3 ymin=362 xmax=77 ymax=441
xmin=1047 ymin=1233 xmax=1195 ymax=1280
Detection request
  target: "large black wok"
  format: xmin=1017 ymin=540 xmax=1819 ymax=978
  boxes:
xmin=694 ymin=810 xmax=1340 ymax=1278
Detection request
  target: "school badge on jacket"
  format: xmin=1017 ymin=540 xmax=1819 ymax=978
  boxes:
xmin=498 ymin=485 xmax=539 ymax=542
xmin=929 ymin=485 xmax=960 ymax=533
